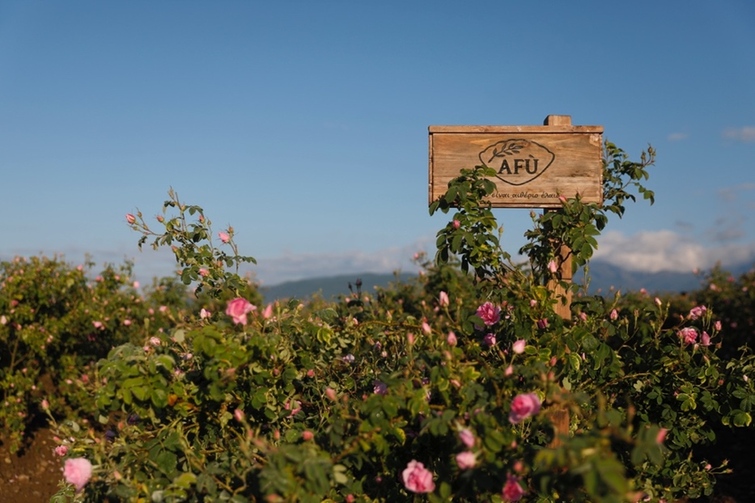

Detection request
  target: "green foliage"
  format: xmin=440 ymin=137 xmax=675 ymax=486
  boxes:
xmin=1 ymin=145 xmax=751 ymax=502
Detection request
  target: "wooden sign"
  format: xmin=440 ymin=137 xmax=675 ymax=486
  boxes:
xmin=428 ymin=115 xmax=603 ymax=208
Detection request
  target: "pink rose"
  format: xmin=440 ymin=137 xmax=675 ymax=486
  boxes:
xmin=610 ymin=309 xmax=618 ymax=321
xmin=458 ymin=428 xmax=475 ymax=448
xmin=439 ymin=291 xmax=449 ymax=307
xmin=125 ymin=213 xmax=136 ymax=225
xmin=547 ymin=260 xmax=558 ymax=273
xmin=679 ymin=327 xmax=698 ymax=345
xmin=509 ymin=393 xmax=541 ymax=424
xmin=502 ymin=474 xmax=526 ymax=502
xmin=512 ymin=339 xmax=526 ymax=354
xmin=54 ymin=445 xmax=68 ymax=456
xmin=218 ymin=231 xmax=230 ymax=243
xmin=483 ymin=333 xmax=496 ymax=347
xmin=64 ymin=457 xmax=93 ymax=492
xmin=476 ymin=302 xmax=501 ymax=326
xmin=402 ymin=460 xmax=435 ymax=493
xmin=701 ymin=331 xmax=711 ymax=346
xmin=446 ymin=331 xmax=457 ymax=346
xmin=656 ymin=427 xmax=668 ymax=444
xmin=456 ymin=451 xmax=476 ymax=470
xmin=688 ymin=305 xmax=707 ymax=320
xmin=225 ymin=297 xmax=256 ymax=325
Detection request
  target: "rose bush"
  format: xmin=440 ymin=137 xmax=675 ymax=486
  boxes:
xmin=21 ymin=143 xmax=754 ymax=501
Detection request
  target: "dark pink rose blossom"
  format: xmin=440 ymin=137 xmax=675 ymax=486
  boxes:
xmin=509 ymin=393 xmax=541 ymax=424
xmin=701 ymin=331 xmax=711 ymax=346
xmin=225 ymin=297 xmax=256 ymax=325
xmin=476 ymin=302 xmax=501 ymax=326
xmin=402 ymin=460 xmax=435 ymax=493
xmin=502 ymin=474 xmax=526 ymax=502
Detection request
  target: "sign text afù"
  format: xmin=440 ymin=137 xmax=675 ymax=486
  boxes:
xmin=428 ymin=116 xmax=603 ymax=209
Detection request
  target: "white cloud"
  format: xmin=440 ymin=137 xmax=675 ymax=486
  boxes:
xmin=722 ymin=126 xmax=755 ymax=143
xmin=594 ymin=230 xmax=755 ymax=273
xmin=667 ymin=132 xmax=688 ymax=142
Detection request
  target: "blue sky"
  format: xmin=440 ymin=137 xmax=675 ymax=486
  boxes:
xmin=1 ymin=1 xmax=754 ymax=286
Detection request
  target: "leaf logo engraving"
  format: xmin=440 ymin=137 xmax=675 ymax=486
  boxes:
xmin=478 ymin=139 xmax=556 ymax=186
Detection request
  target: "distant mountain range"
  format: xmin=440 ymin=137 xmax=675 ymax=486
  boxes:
xmin=259 ymin=260 xmax=754 ymax=303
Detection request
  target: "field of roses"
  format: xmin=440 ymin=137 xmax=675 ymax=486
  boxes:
xmin=2 ymin=143 xmax=754 ymax=502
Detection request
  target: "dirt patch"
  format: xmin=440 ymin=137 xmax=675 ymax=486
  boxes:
xmin=0 ymin=427 xmax=63 ymax=503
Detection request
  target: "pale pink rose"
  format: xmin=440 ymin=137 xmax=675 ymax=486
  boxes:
xmin=200 ymin=308 xmax=211 ymax=319
xmin=504 ymin=365 xmax=514 ymax=376
xmin=529 ymin=299 xmax=537 ymax=307
xmin=476 ymin=302 xmax=501 ymax=326
xmin=609 ymin=309 xmax=618 ymax=321
xmin=325 ymin=387 xmax=337 ymax=401
xmin=547 ymin=260 xmax=558 ymax=273
xmin=509 ymin=393 xmax=541 ymax=424
xmin=218 ymin=231 xmax=230 ymax=243
xmin=502 ymin=474 xmax=526 ymax=501
xmin=402 ymin=460 xmax=435 ymax=493
xmin=125 ymin=213 xmax=136 ymax=224
xmin=233 ymin=408 xmax=245 ymax=422
xmin=456 ymin=451 xmax=476 ymax=470
xmin=225 ymin=298 xmax=256 ymax=325
xmin=123 ymin=319 xmax=132 ymax=326
xmin=679 ymin=327 xmax=698 ymax=345
xmin=0 ymin=315 xmax=6 ymax=325
xmin=422 ymin=321 xmax=432 ymax=335
xmin=656 ymin=427 xmax=668 ymax=444
xmin=439 ymin=291 xmax=449 ymax=307
xmin=54 ymin=445 xmax=68 ymax=456
xmin=64 ymin=457 xmax=93 ymax=492
xmin=458 ymin=428 xmax=475 ymax=448
xmin=198 ymin=268 xmax=209 ymax=277
xmin=446 ymin=331 xmax=457 ymax=346
xmin=262 ymin=303 xmax=274 ymax=320
xmin=688 ymin=305 xmax=707 ymax=320
xmin=92 ymin=321 xmax=104 ymax=329
xmin=512 ymin=340 xmax=526 ymax=354
xmin=407 ymin=332 xmax=415 ymax=345
xmin=149 ymin=336 xmax=161 ymax=346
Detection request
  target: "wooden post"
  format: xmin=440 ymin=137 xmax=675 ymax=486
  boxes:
xmin=544 ymin=115 xmax=573 ymax=319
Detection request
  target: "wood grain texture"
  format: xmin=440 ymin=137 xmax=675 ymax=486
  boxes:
xmin=429 ymin=119 xmax=603 ymax=208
